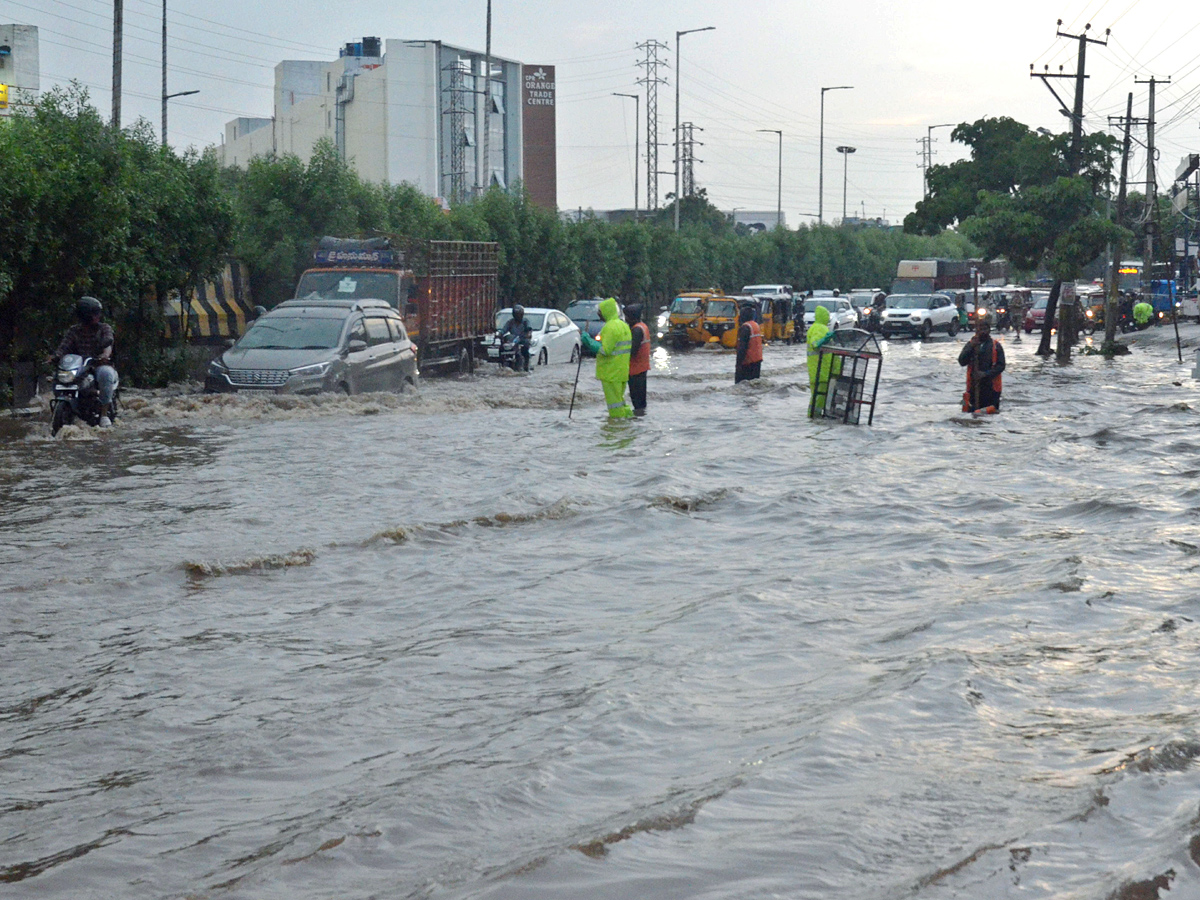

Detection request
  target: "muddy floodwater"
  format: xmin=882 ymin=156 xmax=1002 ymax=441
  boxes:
xmin=6 ymin=327 xmax=1200 ymax=899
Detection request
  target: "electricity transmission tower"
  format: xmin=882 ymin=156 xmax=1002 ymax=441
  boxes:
xmin=636 ymin=40 xmax=669 ymax=212
xmin=441 ymin=59 xmax=472 ymax=204
xmin=679 ymin=122 xmax=702 ymax=197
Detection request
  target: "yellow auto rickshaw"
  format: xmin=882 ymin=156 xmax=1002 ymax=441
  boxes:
xmin=667 ymin=289 xmax=721 ymax=348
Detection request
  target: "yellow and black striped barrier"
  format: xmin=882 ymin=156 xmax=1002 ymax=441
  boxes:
xmin=164 ymin=263 xmax=254 ymax=344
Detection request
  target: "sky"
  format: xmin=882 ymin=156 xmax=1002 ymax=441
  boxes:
xmin=6 ymin=0 xmax=1200 ymax=226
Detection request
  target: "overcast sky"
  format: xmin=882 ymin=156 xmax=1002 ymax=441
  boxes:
xmin=8 ymin=0 xmax=1200 ymax=225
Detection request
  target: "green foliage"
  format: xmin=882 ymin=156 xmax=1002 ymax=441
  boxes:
xmin=905 ymin=116 xmax=1127 ymax=282
xmin=0 ymin=84 xmax=233 ymax=393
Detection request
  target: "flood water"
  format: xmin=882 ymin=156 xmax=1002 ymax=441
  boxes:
xmin=4 ymin=326 xmax=1200 ymax=900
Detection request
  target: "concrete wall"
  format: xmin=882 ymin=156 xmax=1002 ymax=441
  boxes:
xmin=222 ymin=118 xmax=274 ymax=169
xmin=343 ymin=61 xmax=387 ymax=183
xmin=276 ymin=60 xmax=330 ymax=162
xmin=385 ymin=40 xmax=440 ymax=195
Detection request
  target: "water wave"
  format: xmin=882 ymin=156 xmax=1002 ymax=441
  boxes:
xmin=183 ymin=548 xmax=316 ymax=579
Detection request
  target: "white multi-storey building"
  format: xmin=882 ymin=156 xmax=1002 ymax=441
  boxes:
xmin=221 ymin=37 xmax=551 ymax=207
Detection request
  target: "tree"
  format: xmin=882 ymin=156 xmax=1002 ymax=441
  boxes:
xmin=905 ymin=117 xmax=1126 ymax=356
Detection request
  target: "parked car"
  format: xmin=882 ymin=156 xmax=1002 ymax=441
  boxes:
xmin=1024 ymin=293 xmax=1051 ymax=333
xmin=205 ymin=299 xmax=418 ymax=395
xmin=566 ymin=298 xmax=620 ymax=356
xmin=803 ymin=297 xmax=858 ymax=331
xmin=879 ymin=293 xmax=960 ymax=339
xmin=486 ymin=307 xmax=582 ymax=366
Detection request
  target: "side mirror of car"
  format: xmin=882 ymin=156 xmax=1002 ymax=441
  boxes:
xmin=347 ymin=339 xmax=367 ymax=353
xmin=224 ymin=338 xmax=236 ymax=348
xmin=547 ymin=324 xmax=559 ymax=332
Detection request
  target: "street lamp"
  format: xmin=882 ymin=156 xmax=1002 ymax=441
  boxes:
xmin=675 ymin=25 xmax=715 ymax=232
xmin=614 ymin=92 xmax=640 ymax=221
xmin=758 ymin=129 xmax=782 ymax=228
xmin=819 ymin=85 xmax=853 ymax=225
xmin=161 ymin=0 xmax=198 ymax=146
xmin=836 ymin=145 xmax=856 ymax=223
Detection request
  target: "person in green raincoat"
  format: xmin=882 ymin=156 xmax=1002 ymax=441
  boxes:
xmin=1133 ymin=299 xmax=1154 ymax=328
xmin=806 ymin=304 xmax=841 ymax=417
xmin=578 ymin=298 xmax=633 ymax=418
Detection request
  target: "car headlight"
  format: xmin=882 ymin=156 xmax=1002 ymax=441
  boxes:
xmin=290 ymin=361 xmax=333 ymax=377
xmin=207 ymin=360 xmax=228 ymax=376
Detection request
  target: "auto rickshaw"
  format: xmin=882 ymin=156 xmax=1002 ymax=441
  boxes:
xmin=667 ymin=289 xmax=721 ymax=348
xmin=761 ymin=294 xmax=795 ymax=342
xmin=699 ymin=296 xmax=739 ymax=347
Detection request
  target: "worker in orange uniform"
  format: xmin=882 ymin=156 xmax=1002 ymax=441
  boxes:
xmin=625 ymin=304 xmax=651 ymax=416
xmin=735 ymin=301 xmax=763 ymax=383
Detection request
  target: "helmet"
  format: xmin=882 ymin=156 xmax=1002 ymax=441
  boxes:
xmin=76 ymin=296 xmax=103 ymax=322
xmin=512 ymin=304 xmax=524 ymax=320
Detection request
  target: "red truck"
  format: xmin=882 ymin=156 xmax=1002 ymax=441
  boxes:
xmin=294 ymin=236 xmax=498 ymax=372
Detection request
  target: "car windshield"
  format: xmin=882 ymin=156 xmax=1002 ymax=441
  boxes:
xmin=1033 ymin=297 xmax=1048 ymax=310
xmin=294 ymin=271 xmax=398 ymax=303
xmin=671 ymin=298 xmax=700 ymax=314
xmin=238 ymin=316 xmax=345 ymax=350
xmin=496 ymin=311 xmax=546 ymax=331
xmin=892 ymin=296 xmax=934 ymax=309
xmin=565 ymin=301 xmax=602 ymax=322
xmin=707 ymin=301 xmax=737 ymax=317
xmin=804 ymin=299 xmax=840 ymax=313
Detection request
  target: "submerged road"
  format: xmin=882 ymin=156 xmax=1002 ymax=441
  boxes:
xmin=3 ymin=326 xmax=1200 ymax=899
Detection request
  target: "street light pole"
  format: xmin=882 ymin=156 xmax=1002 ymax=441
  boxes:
xmin=758 ymin=129 xmax=782 ymax=228
xmin=675 ymin=26 xmax=715 ymax=232
xmin=836 ymin=145 xmax=856 ymax=222
xmin=818 ymin=85 xmax=853 ymax=225
xmin=614 ymin=92 xmax=640 ymax=221
xmin=160 ymin=0 xmax=198 ymax=147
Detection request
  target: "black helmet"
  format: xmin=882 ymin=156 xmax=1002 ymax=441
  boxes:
xmin=76 ymin=296 xmax=103 ymax=322
xmin=512 ymin=304 xmax=524 ymax=320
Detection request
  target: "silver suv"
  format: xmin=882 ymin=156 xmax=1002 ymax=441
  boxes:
xmin=880 ymin=293 xmax=960 ymax=339
xmin=205 ymin=299 xmax=419 ymax=395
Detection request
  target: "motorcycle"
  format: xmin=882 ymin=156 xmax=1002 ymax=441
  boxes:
xmin=50 ymin=354 xmax=119 ymax=435
xmin=994 ymin=305 xmax=1012 ymax=332
xmin=496 ymin=331 xmax=529 ymax=372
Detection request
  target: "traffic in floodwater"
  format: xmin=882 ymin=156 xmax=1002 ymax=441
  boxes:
xmin=5 ymin=327 xmax=1200 ymax=899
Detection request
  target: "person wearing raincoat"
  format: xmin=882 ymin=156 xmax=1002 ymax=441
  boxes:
xmin=579 ymin=297 xmax=633 ymax=418
xmin=1133 ymin=299 xmax=1154 ymax=329
xmin=806 ymin=304 xmax=840 ymax=417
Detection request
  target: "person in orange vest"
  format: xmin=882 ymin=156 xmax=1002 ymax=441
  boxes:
xmin=625 ymin=303 xmax=651 ymax=416
xmin=958 ymin=315 xmax=1005 ymax=413
xmin=735 ymin=301 xmax=763 ymax=383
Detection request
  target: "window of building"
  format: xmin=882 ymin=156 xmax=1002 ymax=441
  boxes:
xmin=491 ymin=82 xmax=505 ymax=115
xmin=327 ymin=110 xmax=332 ymax=129
xmin=326 ymin=72 xmax=331 ymax=93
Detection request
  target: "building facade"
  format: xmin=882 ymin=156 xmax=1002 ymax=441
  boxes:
xmin=221 ymin=37 xmax=556 ymax=209
xmin=0 ymin=25 xmax=39 ymax=116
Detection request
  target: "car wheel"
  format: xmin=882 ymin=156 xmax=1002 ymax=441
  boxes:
xmin=570 ymin=344 xmax=580 ymax=363
xmin=948 ymin=318 xmax=959 ymax=337
xmin=921 ymin=320 xmax=933 ymax=340
xmin=538 ymin=348 xmax=548 ymax=366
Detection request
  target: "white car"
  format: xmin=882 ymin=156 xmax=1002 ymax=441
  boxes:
xmin=486 ymin=307 xmax=582 ymax=366
xmin=879 ymin=293 xmax=960 ymax=339
xmin=803 ymin=297 xmax=858 ymax=331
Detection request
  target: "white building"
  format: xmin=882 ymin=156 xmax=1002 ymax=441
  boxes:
xmin=221 ymin=37 xmax=552 ymax=207
xmin=0 ymin=25 xmax=39 ymax=116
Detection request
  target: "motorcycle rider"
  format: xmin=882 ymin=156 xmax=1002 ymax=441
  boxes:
xmin=501 ymin=304 xmax=533 ymax=371
xmin=1133 ymin=298 xmax=1154 ymax=329
xmin=51 ymin=296 xmax=117 ymax=426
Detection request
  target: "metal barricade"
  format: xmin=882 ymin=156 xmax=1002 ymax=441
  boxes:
xmin=808 ymin=328 xmax=883 ymax=425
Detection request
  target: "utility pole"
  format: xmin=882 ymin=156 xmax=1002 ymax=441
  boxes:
xmin=112 ymin=0 xmax=123 ymax=127
xmin=919 ymin=124 xmax=955 ymax=199
xmin=836 ymin=145 xmax=856 ymax=222
xmin=1135 ymin=76 xmax=1168 ymax=295
xmin=1104 ymin=93 xmax=1136 ymax=349
xmin=160 ymin=0 xmax=198 ymax=147
xmin=680 ymin=122 xmax=702 ymax=198
xmin=818 ymin=85 xmax=853 ymax=225
xmin=635 ymin=40 xmax=668 ymax=213
xmin=1030 ymin=20 xmax=1109 ymax=358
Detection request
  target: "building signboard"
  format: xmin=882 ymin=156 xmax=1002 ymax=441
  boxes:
xmin=522 ymin=65 xmax=557 ymax=209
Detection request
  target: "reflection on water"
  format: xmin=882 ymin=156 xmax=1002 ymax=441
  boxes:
xmin=4 ymin=328 xmax=1200 ymax=899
